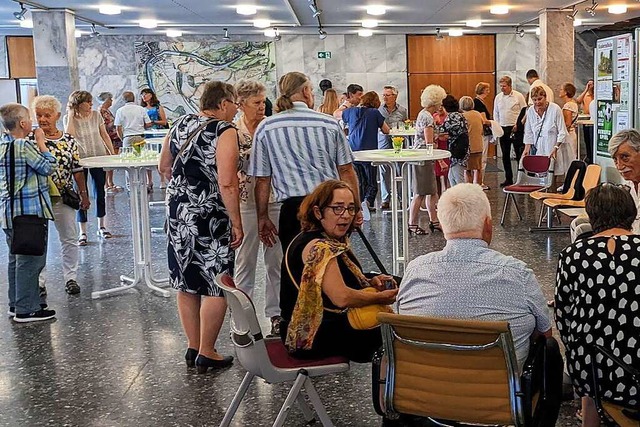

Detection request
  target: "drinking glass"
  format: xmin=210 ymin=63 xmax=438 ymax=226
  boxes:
xmin=392 ymin=137 xmax=403 ymax=154
xmin=425 ymin=144 xmax=434 ymax=156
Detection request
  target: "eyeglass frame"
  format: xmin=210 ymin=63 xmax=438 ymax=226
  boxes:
xmin=324 ymin=204 xmax=360 ymax=216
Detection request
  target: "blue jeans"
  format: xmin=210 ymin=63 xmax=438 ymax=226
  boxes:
xmin=4 ymin=229 xmax=48 ymax=314
xmin=77 ymin=167 xmax=106 ymax=222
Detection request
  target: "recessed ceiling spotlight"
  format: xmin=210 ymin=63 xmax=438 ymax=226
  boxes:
xmin=435 ymin=27 xmax=444 ymax=41
xmin=19 ymin=19 xmax=33 ymax=28
xmin=358 ymin=29 xmax=373 ymax=37
xmin=166 ymin=30 xmax=182 ymax=37
xmin=75 ymin=30 xmax=83 ymax=38
xmin=139 ymin=19 xmax=158 ymax=29
xmin=466 ymin=19 xmax=482 ymax=28
xmin=448 ymin=28 xmax=463 ymax=37
xmin=318 ymin=28 xmax=327 ymax=39
xmin=608 ymin=5 xmax=627 ymax=14
xmin=236 ymin=5 xmax=257 ymax=15
xmin=99 ymin=5 xmax=122 ymax=15
xmin=223 ymin=28 xmax=230 ymax=40
xmin=490 ymin=5 xmax=509 ymax=15
xmin=573 ymin=19 xmax=583 ymax=26
xmin=366 ymin=5 xmax=387 ymax=16
xmin=253 ymin=19 xmax=271 ymax=28
xmin=13 ymin=2 xmax=27 ymax=20
xmin=362 ymin=19 xmax=378 ymax=28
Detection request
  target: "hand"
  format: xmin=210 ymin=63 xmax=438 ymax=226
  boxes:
xmin=370 ymin=274 xmax=397 ymax=291
xmin=353 ymin=210 xmax=364 ymax=228
xmin=33 ymin=128 xmax=48 ymax=152
xmin=258 ymin=217 xmax=278 ymax=247
xmin=80 ymin=195 xmax=90 ymax=210
xmin=549 ymin=146 xmax=558 ymax=160
xmin=523 ymin=145 xmax=531 ymax=157
xmin=377 ymin=288 xmax=399 ymax=305
xmin=230 ymin=224 xmax=244 ymax=250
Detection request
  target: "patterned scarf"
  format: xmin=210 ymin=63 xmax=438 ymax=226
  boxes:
xmin=285 ymin=236 xmax=369 ymax=352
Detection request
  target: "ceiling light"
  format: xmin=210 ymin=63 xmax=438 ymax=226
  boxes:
xmin=567 ymin=6 xmax=578 ymax=20
xmin=236 ymin=5 xmax=257 ymax=15
xmin=308 ymin=1 xmax=322 ymax=18
xmin=362 ymin=19 xmax=378 ymax=28
xmin=14 ymin=2 xmax=27 ymax=20
xmin=318 ymin=28 xmax=327 ymax=39
xmin=435 ymin=27 xmax=444 ymax=41
xmin=366 ymin=5 xmax=387 ymax=15
xmin=466 ymin=19 xmax=482 ymax=28
xmin=19 ymin=19 xmax=33 ymax=28
xmin=139 ymin=19 xmax=158 ymax=29
xmin=253 ymin=19 xmax=271 ymax=28
xmin=490 ymin=5 xmax=509 ymax=15
xmin=99 ymin=5 xmax=122 ymax=15
xmin=75 ymin=30 xmax=83 ymax=38
xmin=358 ymin=29 xmax=373 ymax=37
xmin=535 ymin=27 xmax=541 ymax=35
xmin=166 ymin=30 xmax=182 ymax=37
xmin=448 ymin=28 xmax=463 ymax=37
xmin=223 ymin=28 xmax=230 ymax=40
xmin=90 ymin=24 xmax=100 ymax=38
xmin=608 ymin=5 xmax=627 ymax=14
xmin=574 ymin=19 xmax=583 ymax=26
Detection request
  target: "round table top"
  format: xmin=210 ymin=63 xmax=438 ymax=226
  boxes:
xmin=80 ymin=155 xmax=159 ymax=169
xmin=144 ymin=137 xmax=166 ymax=144
xmin=144 ymin=129 xmax=169 ymax=137
xmin=353 ymin=149 xmax=450 ymax=163
xmin=388 ymin=129 xmax=416 ymax=136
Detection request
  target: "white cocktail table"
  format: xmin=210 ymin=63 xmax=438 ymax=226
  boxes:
xmin=80 ymin=155 xmax=170 ymax=299
xmin=353 ymin=149 xmax=451 ymax=274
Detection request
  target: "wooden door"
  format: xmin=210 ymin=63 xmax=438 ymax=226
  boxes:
xmin=7 ymin=36 xmax=36 ymax=79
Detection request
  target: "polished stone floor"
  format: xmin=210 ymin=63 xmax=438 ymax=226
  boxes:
xmin=0 ymin=162 xmax=582 ymax=426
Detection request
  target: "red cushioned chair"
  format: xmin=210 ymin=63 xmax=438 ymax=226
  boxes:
xmin=501 ymin=155 xmax=555 ymax=226
xmin=215 ymin=274 xmax=350 ymax=427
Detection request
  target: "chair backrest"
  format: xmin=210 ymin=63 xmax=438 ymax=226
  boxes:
xmin=515 ymin=155 xmax=555 ymax=189
xmin=214 ymin=274 xmax=274 ymax=379
xmin=562 ymin=160 xmax=588 ymax=200
xmin=582 ymin=164 xmax=602 ymax=196
xmin=378 ymin=313 xmax=524 ymax=426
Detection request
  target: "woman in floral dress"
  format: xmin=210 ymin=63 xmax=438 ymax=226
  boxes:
xmin=158 ymin=81 xmax=243 ymax=373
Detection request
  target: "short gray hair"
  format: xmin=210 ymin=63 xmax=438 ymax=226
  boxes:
xmin=608 ymin=129 xmax=640 ymax=156
xmin=383 ymin=85 xmax=398 ymax=95
xmin=97 ymin=92 xmax=113 ymax=104
xmin=0 ymin=103 xmax=29 ymax=131
xmin=235 ymin=79 xmax=266 ymax=105
xmin=420 ymin=85 xmax=447 ymax=108
xmin=32 ymin=95 xmax=62 ymax=114
xmin=459 ymin=96 xmax=474 ymax=111
xmin=122 ymin=91 xmax=135 ymax=103
xmin=437 ymin=183 xmax=491 ymax=234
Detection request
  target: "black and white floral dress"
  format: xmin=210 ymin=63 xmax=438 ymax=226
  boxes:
xmin=555 ymin=235 xmax=640 ymax=406
xmin=166 ymin=115 xmax=241 ymax=296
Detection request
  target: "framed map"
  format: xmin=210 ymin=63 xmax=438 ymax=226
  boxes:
xmin=135 ymin=40 xmax=276 ymax=118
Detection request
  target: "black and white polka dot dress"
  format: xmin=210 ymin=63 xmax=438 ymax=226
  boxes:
xmin=555 ymin=235 xmax=640 ymax=406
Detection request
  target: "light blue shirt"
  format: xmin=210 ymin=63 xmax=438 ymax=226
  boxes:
xmin=397 ymin=238 xmax=551 ymax=366
xmin=249 ymin=102 xmax=353 ymax=202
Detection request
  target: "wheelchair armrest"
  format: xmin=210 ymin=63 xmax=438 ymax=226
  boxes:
xmin=371 ymin=346 xmax=387 ymax=416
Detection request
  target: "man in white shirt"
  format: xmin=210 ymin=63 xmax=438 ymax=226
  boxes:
xmin=526 ymin=69 xmax=554 ymax=105
xmin=494 ymin=76 xmax=527 ymax=186
xmin=114 ymin=91 xmax=151 ymax=148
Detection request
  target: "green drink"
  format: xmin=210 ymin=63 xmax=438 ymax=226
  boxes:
xmin=392 ymin=137 xmax=403 ymax=154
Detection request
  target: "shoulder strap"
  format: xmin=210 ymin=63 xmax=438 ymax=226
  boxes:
xmin=535 ymin=108 xmax=548 ymax=144
xmin=173 ymin=118 xmax=218 ymax=165
xmin=8 ymin=139 xmax=15 ymax=219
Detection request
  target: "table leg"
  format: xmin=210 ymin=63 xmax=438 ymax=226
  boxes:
xmin=400 ymin=163 xmax=411 ymax=272
xmin=389 ymin=162 xmax=400 ymax=275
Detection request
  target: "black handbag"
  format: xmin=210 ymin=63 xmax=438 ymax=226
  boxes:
xmin=60 ymin=185 xmax=80 ymax=210
xmin=7 ymin=139 xmax=48 ymax=256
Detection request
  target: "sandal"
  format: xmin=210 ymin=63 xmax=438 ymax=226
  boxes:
xmin=429 ymin=221 xmax=442 ymax=232
xmin=78 ymin=233 xmax=88 ymax=246
xmin=97 ymin=227 xmax=112 ymax=239
xmin=408 ymin=225 xmax=428 ymax=235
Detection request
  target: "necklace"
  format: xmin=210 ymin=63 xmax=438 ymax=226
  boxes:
xmin=44 ymin=129 xmax=62 ymax=139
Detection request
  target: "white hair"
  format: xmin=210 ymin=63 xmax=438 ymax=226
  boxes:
xmin=608 ymin=129 xmax=640 ymax=156
xmin=438 ymin=183 xmax=491 ymax=234
xmin=420 ymin=85 xmax=447 ymax=108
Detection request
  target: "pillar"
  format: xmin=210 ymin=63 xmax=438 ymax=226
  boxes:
xmin=539 ymin=10 xmax=575 ymax=104
xmin=31 ymin=9 xmax=79 ymax=107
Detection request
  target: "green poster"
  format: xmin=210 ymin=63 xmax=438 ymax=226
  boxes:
xmin=596 ymin=100 xmax=613 ymax=156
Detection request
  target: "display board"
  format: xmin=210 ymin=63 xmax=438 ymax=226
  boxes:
xmin=594 ymin=34 xmax=633 ymax=158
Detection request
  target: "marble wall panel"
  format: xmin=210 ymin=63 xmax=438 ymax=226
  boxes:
xmin=497 ymin=34 xmax=539 ymax=94
xmin=364 ymin=35 xmax=389 ymax=73
xmin=323 ymin=35 xmax=346 ymax=76
xmin=386 ymin=35 xmax=407 ymax=73
xmin=344 ymin=36 xmax=368 ymax=74
xmin=0 ymin=37 xmax=8 ymax=78
xmin=36 ymin=66 xmax=78 ymax=106
xmin=77 ymin=35 xmax=138 ymax=77
xmin=31 ymin=10 xmax=75 ymax=67
xmin=275 ymin=35 xmax=304 ymax=77
xmin=496 ymin=34 xmax=517 ymax=71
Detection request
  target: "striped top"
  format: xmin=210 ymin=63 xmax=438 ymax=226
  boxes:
xmin=249 ymin=102 xmax=353 ymax=202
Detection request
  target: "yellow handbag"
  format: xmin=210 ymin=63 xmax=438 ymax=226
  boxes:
xmin=346 ymin=287 xmax=394 ymax=330
xmin=48 ymin=177 xmax=60 ymax=197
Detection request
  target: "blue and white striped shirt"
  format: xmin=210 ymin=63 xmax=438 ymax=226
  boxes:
xmin=249 ymin=102 xmax=353 ymax=202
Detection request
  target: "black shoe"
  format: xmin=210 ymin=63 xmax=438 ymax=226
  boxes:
xmin=195 ymin=354 xmax=233 ymax=373
xmin=13 ymin=309 xmax=56 ymax=323
xmin=185 ymin=348 xmax=198 ymax=368
xmin=500 ymin=180 xmax=513 ymax=187
xmin=65 ymin=279 xmax=81 ymax=295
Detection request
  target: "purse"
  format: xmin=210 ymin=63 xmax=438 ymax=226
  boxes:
xmin=60 ymin=185 xmax=81 ymax=210
xmin=7 ymin=139 xmax=48 ymax=256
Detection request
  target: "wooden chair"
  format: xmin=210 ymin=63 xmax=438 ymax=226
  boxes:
xmin=530 ymin=160 xmax=587 ymax=226
xmin=372 ymin=313 xmax=559 ymax=427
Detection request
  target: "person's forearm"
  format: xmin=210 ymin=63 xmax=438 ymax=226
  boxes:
xmin=116 ymin=126 xmax=124 ymax=140
xmin=100 ymin=126 xmax=114 ymax=153
xmin=158 ymin=134 xmax=173 ymax=180
xmin=73 ymin=170 xmax=88 ymax=193
xmin=255 ymin=177 xmax=271 ymax=219
xmin=332 ymin=286 xmax=387 ymax=308
xmin=219 ymin=181 xmax=242 ymax=227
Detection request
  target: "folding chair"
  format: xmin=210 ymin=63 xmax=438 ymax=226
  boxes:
xmin=214 ymin=274 xmax=350 ymax=427
xmin=372 ymin=313 xmax=560 ymax=427
xmin=501 ymin=155 xmax=555 ymax=226
xmin=530 ymin=160 xmax=587 ymax=226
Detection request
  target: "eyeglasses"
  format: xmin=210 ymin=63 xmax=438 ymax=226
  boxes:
xmin=226 ymin=99 xmax=241 ymax=107
xmin=325 ymin=205 xmax=360 ymax=216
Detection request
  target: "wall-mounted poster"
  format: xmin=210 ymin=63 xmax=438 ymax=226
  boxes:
xmin=597 ymin=100 xmax=613 ymax=154
xmin=135 ymin=40 xmax=276 ymax=119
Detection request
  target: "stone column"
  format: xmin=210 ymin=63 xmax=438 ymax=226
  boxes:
xmin=31 ymin=9 xmax=79 ymax=107
xmin=539 ymin=10 xmax=575 ymax=105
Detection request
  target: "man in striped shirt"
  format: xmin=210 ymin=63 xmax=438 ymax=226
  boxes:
xmin=249 ymin=71 xmax=361 ymax=251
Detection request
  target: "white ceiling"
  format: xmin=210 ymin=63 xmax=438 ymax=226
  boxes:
xmin=0 ymin=0 xmax=639 ymax=36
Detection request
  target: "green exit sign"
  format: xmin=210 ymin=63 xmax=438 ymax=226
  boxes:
xmin=317 ymin=51 xmax=332 ymax=59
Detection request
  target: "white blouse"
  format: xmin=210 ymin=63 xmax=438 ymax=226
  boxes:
xmin=523 ymin=103 xmax=567 ymax=156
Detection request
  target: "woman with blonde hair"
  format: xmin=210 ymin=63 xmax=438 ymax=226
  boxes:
xmin=64 ymin=90 xmax=114 ymax=245
xmin=473 ymin=82 xmax=492 ymax=190
xmin=318 ymin=88 xmax=339 ymax=115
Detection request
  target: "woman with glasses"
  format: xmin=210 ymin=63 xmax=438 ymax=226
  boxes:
xmin=555 ymin=183 xmax=640 ymax=426
xmin=279 ymin=180 xmax=398 ymax=362
xmin=158 ymin=81 xmax=243 ymax=373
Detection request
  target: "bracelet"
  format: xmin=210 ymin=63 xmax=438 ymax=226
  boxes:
xmin=553 ymin=145 xmax=559 ymax=149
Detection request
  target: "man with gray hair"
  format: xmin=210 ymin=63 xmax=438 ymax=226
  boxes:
xmin=114 ymin=91 xmax=151 ymax=149
xmin=377 ymin=85 xmax=408 ymax=209
xmin=397 ymin=184 xmax=558 ymax=372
